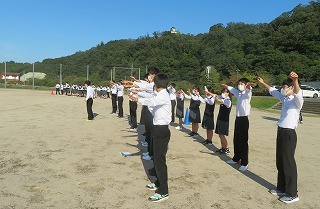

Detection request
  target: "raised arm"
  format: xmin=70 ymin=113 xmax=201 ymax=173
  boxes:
xmin=289 ymin=71 xmax=300 ymax=94
xmin=257 ymin=77 xmax=271 ymax=91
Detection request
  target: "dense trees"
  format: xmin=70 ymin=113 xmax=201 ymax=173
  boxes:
xmin=3 ymin=1 xmax=319 ymax=88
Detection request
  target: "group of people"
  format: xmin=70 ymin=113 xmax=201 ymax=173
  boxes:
xmin=82 ymin=69 xmax=303 ymax=204
xmin=55 ymin=83 xmax=111 ymax=98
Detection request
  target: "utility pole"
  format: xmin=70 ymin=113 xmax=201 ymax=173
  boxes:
xmin=60 ymin=64 xmax=62 ymax=85
xmin=86 ymin=65 xmax=89 ymax=80
xmin=32 ymin=63 xmax=35 ymax=89
xmin=4 ymin=62 xmax=6 ymax=88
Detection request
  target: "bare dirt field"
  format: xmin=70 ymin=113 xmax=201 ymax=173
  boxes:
xmin=1 ymin=88 xmax=319 ymax=209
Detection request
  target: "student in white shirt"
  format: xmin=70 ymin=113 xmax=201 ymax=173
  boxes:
xmin=168 ymin=83 xmax=176 ymax=123
xmin=55 ymin=83 xmax=60 ymax=95
xmin=184 ymin=86 xmax=202 ymax=137
xmin=200 ymin=86 xmax=216 ymax=145
xmin=117 ymin=80 xmax=124 ymax=118
xmin=257 ymin=71 xmax=303 ymax=204
xmin=84 ymin=80 xmax=95 ymax=121
xmin=175 ymin=88 xmax=185 ymax=130
xmin=221 ymin=78 xmax=255 ymax=172
xmin=110 ymin=80 xmax=118 ymax=114
xmin=130 ymin=73 xmax=171 ymax=202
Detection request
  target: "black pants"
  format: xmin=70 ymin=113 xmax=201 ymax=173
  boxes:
xmin=86 ymin=98 xmax=94 ymax=120
xmin=118 ymin=96 xmax=123 ymax=117
xmin=111 ymin=94 xmax=117 ymax=113
xmin=56 ymin=88 xmax=60 ymax=95
xmin=171 ymin=100 xmax=176 ymax=123
xmin=232 ymin=116 xmax=249 ymax=166
xmin=276 ymin=127 xmax=298 ymax=197
xmin=144 ymin=109 xmax=154 ymax=157
xmin=153 ymin=125 xmax=170 ymax=195
xmin=129 ymin=101 xmax=137 ymax=128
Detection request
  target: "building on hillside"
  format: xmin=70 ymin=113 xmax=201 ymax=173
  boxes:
xmin=170 ymin=27 xmax=177 ymax=34
xmin=0 ymin=72 xmax=20 ymax=81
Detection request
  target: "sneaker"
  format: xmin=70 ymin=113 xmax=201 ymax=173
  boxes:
xmin=142 ymin=155 xmax=153 ymax=160
xmin=239 ymin=165 xmax=248 ymax=172
xmin=188 ymin=132 xmax=196 ymax=136
xmin=146 ymin=183 xmax=158 ymax=191
xmin=203 ymin=140 xmax=212 ymax=145
xmin=141 ymin=141 xmax=148 ymax=147
xmin=269 ymin=189 xmax=286 ymax=196
xmin=220 ymin=148 xmax=230 ymax=154
xmin=279 ymin=194 xmax=299 ymax=204
xmin=175 ymin=126 xmax=182 ymax=130
xmin=148 ymin=193 xmax=169 ymax=202
xmin=226 ymin=159 xmax=237 ymax=165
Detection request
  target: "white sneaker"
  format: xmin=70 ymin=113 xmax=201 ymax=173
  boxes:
xmin=141 ymin=141 xmax=148 ymax=147
xmin=143 ymin=152 xmax=149 ymax=156
xmin=279 ymin=194 xmax=299 ymax=203
xmin=226 ymin=159 xmax=237 ymax=165
xmin=239 ymin=165 xmax=248 ymax=172
xmin=175 ymin=126 xmax=182 ymax=130
xmin=142 ymin=155 xmax=153 ymax=160
xmin=269 ymin=189 xmax=286 ymax=196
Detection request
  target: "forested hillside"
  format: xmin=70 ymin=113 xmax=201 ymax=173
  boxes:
xmin=3 ymin=1 xmax=319 ymax=88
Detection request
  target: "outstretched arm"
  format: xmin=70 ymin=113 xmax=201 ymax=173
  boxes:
xmin=257 ymin=77 xmax=271 ymax=91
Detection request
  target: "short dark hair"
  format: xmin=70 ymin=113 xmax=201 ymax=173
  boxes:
xmin=221 ymin=88 xmax=232 ymax=99
xmin=148 ymin=67 xmax=160 ymax=75
xmin=238 ymin=77 xmax=250 ymax=84
xmin=170 ymin=83 xmax=176 ymax=88
xmin=207 ymin=86 xmax=214 ymax=93
xmin=193 ymin=86 xmax=200 ymax=92
xmin=282 ymin=78 xmax=294 ymax=87
xmin=85 ymin=80 xmax=91 ymax=85
xmin=143 ymin=73 xmax=149 ymax=79
xmin=154 ymin=73 xmax=169 ymax=88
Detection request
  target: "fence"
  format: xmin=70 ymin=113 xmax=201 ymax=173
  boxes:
xmin=0 ymin=62 xmax=144 ymax=88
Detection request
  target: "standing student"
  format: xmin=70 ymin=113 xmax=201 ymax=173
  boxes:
xmin=60 ymin=83 xmax=64 ymax=95
xmin=200 ymin=86 xmax=216 ymax=145
xmin=168 ymin=83 xmax=176 ymax=123
xmin=221 ymin=78 xmax=254 ymax=172
xmin=175 ymin=88 xmax=184 ymax=130
xmin=55 ymin=83 xmax=60 ymax=95
xmin=110 ymin=80 xmax=118 ymax=114
xmin=257 ymin=72 xmax=303 ymax=204
xmin=183 ymin=86 xmax=202 ymax=137
xmin=84 ymin=80 xmax=95 ymax=121
xmin=128 ymin=89 xmax=138 ymax=130
xmin=214 ymin=89 xmax=232 ymax=154
xmin=117 ymin=80 xmax=124 ymax=118
xmin=130 ymin=73 xmax=171 ymax=202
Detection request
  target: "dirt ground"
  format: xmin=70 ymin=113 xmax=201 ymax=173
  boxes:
xmin=0 ymin=88 xmax=319 ymax=209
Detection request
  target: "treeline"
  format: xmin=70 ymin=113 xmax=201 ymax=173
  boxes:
xmin=3 ymin=1 xmax=320 ymax=89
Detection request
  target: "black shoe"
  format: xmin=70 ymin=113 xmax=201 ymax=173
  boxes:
xmin=189 ymin=132 xmax=196 ymax=136
xmin=220 ymin=147 xmax=230 ymax=154
xmin=203 ymin=139 xmax=212 ymax=145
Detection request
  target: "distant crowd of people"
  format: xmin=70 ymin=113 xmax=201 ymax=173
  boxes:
xmin=55 ymin=83 xmax=111 ymax=98
xmin=58 ymin=68 xmax=303 ymax=204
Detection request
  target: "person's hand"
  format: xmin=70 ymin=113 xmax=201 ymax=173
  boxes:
xmin=221 ymin=84 xmax=228 ymax=89
xmin=257 ymin=77 xmax=264 ymax=84
xmin=187 ymin=89 xmax=191 ymax=94
xmin=289 ymin=71 xmax=299 ymax=81
xmin=131 ymin=89 xmax=139 ymax=94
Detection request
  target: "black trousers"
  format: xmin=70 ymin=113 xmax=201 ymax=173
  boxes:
xmin=118 ymin=96 xmax=123 ymax=117
xmin=111 ymin=94 xmax=117 ymax=113
xmin=153 ymin=125 xmax=170 ymax=195
xmin=129 ymin=101 xmax=137 ymax=128
xmin=144 ymin=109 xmax=154 ymax=156
xmin=56 ymin=88 xmax=60 ymax=95
xmin=171 ymin=100 xmax=176 ymax=123
xmin=232 ymin=116 xmax=249 ymax=166
xmin=276 ymin=127 xmax=298 ymax=197
xmin=86 ymin=98 xmax=94 ymax=120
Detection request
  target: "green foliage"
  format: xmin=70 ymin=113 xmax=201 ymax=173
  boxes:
xmin=2 ymin=1 xmax=319 ymax=87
